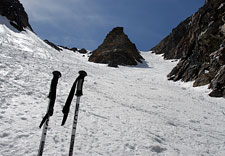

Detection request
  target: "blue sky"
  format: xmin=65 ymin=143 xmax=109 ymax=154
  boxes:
xmin=20 ymin=0 xmax=205 ymax=51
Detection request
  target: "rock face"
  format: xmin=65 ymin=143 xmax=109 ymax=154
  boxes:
xmin=0 ymin=0 xmax=33 ymax=31
xmin=88 ymin=27 xmax=143 ymax=67
xmin=151 ymin=0 xmax=225 ymax=97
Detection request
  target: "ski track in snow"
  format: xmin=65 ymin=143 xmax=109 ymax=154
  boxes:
xmin=0 ymin=23 xmax=225 ymax=156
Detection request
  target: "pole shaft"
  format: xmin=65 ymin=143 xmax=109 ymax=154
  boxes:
xmin=38 ymin=117 xmax=49 ymax=156
xmin=69 ymin=96 xmax=81 ymax=156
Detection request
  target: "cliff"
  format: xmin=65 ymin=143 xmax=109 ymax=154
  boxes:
xmin=151 ymin=0 xmax=225 ymax=97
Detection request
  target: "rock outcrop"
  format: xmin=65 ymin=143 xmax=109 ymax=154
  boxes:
xmin=44 ymin=40 xmax=62 ymax=51
xmin=151 ymin=0 xmax=225 ymax=97
xmin=58 ymin=45 xmax=78 ymax=52
xmin=0 ymin=0 xmax=33 ymax=31
xmin=78 ymin=48 xmax=87 ymax=54
xmin=88 ymin=27 xmax=143 ymax=67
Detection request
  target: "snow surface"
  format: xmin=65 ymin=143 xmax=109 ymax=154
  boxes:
xmin=0 ymin=20 xmax=225 ymax=156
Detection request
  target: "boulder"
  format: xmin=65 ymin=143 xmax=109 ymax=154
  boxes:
xmin=70 ymin=47 xmax=78 ymax=52
xmin=78 ymin=48 xmax=87 ymax=54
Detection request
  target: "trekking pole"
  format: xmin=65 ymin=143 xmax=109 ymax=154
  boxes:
xmin=61 ymin=70 xmax=87 ymax=156
xmin=38 ymin=71 xmax=62 ymax=156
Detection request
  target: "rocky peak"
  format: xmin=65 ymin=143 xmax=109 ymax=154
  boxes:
xmin=103 ymin=27 xmax=128 ymax=45
xmin=88 ymin=27 xmax=143 ymax=67
xmin=0 ymin=0 xmax=33 ymax=31
xmin=151 ymin=0 xmax=225 ymax=97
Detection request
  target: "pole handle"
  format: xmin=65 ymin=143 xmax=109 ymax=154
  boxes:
xmin=39 ymin=71 xmax=62 ymax=128
xmin=75 ymin=70 xmax=87 ymax=96
xmin=75 ymin=79 xmax=84 ymax=96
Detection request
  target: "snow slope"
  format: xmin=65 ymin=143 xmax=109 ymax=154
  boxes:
xmin=0 ymin=21 xmax=225 ymax=156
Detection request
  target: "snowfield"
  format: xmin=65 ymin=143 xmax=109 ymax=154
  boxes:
xmin=0 ymin=21 xmax=225 ymax=156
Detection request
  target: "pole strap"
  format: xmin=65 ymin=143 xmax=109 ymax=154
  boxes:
xmin=61 ymin=70 xmax=87 ymax=126
xmin=61 ymin=79 xmax=78 ymax=126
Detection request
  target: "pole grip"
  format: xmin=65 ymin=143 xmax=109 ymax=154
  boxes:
xmin=75 ymin=70 xmax=87 ymax=96
xmin=75 ymin=79 xmax=83 ymax=96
